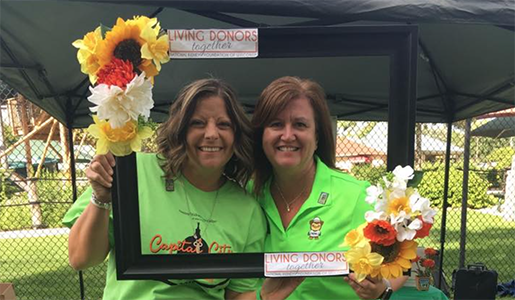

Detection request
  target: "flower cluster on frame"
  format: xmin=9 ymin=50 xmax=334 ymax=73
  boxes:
xmin=343 ymin=166 xmax=437 ymax=282
xmin=413 ymin=247 xmax=438 ymax=278
xmin=73 ymin=16 xmax=170 ymax=156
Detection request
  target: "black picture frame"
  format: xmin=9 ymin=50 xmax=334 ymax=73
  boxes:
xmin=112 ymin=25 xmax=418 ymax=280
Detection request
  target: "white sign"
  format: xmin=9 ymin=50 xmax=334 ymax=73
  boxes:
xmin=264 ymin=251 xmax=349 ymax=277
xmin=168 ymin=29 xmax=258 ymax=58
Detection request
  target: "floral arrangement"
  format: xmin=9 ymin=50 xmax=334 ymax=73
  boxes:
xmin=414 ymin=247 xmax=438 ymax=278
xmin=343 ymin=166 xmax=437 ymax=282
xmin=73 ymin=16 xmax=170 ymax=156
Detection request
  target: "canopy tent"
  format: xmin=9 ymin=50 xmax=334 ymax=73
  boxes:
xmin=1 ymin=0 xmax=514 ymax=129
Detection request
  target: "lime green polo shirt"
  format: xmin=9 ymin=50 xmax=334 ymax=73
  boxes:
xmin=257 ymin=156 xmax=371 ymax=300
xmin=63 ymin=153 xmax=266 ymax=300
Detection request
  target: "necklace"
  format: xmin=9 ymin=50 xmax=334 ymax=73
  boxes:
xmin=180 ymin=176 xmax=220 ymax=235
xmin=275 ymin=181 xmax=308 ymax=213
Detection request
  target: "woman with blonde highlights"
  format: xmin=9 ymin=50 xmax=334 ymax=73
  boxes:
xmin=64 ymin=78 xmax=300 ymax=300
xmin=251 ymin=76 xmax=407 ymax=300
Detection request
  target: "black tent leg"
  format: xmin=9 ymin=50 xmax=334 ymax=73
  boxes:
xmin=438 ymin=121 xmax=453 ymax=290
xmin=79 ymin=270 xmax=85 ymax=300
xmin=459 ymin=119 xmax=472 ymax=268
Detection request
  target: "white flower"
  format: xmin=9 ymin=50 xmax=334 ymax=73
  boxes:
xmin=392 ymin=165 xmax=415 ymax=182
xmin=389 ymin=166 xmax=414 ymax=190
xmin=365 ymin=185 xmax=382 ymax=204
xmin=410 ymin=193 xmax=437 ymax=223
xmin=390 ymin=210 xmax=411 ymax=225
xmin=394 ymin=218 xmax=422 ymax=242
xmin=365 ymin=210 xmax=388 ymax=222
xmin=88 ymin=72 xmax=153 ymax=128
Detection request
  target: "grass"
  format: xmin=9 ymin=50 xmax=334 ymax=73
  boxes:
xmin=423 ymin=208 xmax=515 ymax=296
xmin=0 ymin=233 xmax=106 ymax=300
xmin=0 ymin=209 xmax=514 ymax=300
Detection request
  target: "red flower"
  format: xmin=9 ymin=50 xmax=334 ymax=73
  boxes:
xmin=413 ymin=256 xmax=421 ymax=263
xmin=422 ymin=258 xmax=435 ymax=268
xmin=363 ymin=220 xmax=397 ymax=246
xmin=97 ymin=58 xmax=135 ymax=88
xmin=424 ymin=248 xmax=438 ymax=257
xmin=414 ymin=216 xmax=433 ymax=239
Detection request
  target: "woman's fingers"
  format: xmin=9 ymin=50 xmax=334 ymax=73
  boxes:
xmin=86 ymin=154 xmax=115 ymax=188
xmin=345 ymin=274 xmax=383 ymax=300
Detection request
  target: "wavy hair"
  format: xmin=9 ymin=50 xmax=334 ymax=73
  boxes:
xmin=156 ymin=78 xmax=253 ymax=186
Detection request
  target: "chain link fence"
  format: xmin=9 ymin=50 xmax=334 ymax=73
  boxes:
xmin=0 ymin=81 xmax=106 ymax=300
xmin=339 ymin=120 xmax=515 ymax=294
xmin=1 ymin=79 xmax=514 ymax=299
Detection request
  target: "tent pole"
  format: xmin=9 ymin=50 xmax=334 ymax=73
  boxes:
xmin=419 ymin=39 xmax=452 ymax=118
xmin=438 ymin=120 xmax=453 ymax=290
xmin=455 ymin=78 xmax=515 ymax=112
xmin=65 ymin=98 xmax=78 ymax=202
xmin=65 ymin=96 xmax=83 ymax=298
xmin=459 ymin=118 xmax=472 ymax=268
xmin=386 ymin=28 xmax=417 ymax=170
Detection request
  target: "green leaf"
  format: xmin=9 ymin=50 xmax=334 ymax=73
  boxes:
xmin=408 ymin=170 xmax=424 ymax=188
xmin=99 ymin=24 xmax=112 ymax=39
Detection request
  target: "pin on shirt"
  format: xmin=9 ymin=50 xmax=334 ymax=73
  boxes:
xmin=318 ymin=192 xmax=329 ymax=205
xmin=165 ymin=179 xmax=174 ymax=191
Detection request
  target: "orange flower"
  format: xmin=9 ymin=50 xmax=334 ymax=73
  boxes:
xmin=414 ymin=216 xmax=433 ymax=239
xmin=363 ymin=220 xmax=397 ymax=246
xmin=424 ymin=248 xmax=438 ymax=257
xmin=96 ymin=58 xmax=136 ymax=88
xmin=422 ymin=258 xmax=435 ymax=268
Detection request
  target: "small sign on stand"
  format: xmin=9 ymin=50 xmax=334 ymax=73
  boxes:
xmin=168 ymin=28 xmax=258 ymax=58
xmin=264 ymin=251 xmax=349 ymax=277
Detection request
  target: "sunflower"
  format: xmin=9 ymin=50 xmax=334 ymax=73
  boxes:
xmin=371 ymin=240 xmax=417 ymax=279
xmin=387 ymin=196 xmax=411 ymax=216
xmin=88 ymin=115 xmax=153 ymax=156
xmin=96 ymin=18 xmax=146 ymax=70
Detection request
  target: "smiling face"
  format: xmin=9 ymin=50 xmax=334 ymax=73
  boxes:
xmin=184 ymin=96 xmax=235 ymax=177
xmin=262 ymin=97 xmax=317 ymax=174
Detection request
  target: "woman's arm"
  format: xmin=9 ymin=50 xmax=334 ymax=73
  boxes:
xmin=68 ymin=153 xmax=115 ymax=270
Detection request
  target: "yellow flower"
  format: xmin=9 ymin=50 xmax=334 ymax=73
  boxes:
xmin=387 ymin=196 xmax=411 ymax=216
xmin=140 ymin=22 xmax=170 ymax=71
xmin=72 ymin=26 xmax=103 ymax=83
xmin=371 ymin=240 xmax=418 ymax=279
xmin=127 ymin=16 xmax=158 ymax=32
xmin=341 ymin=223 xmax=368 ymax=248
xmin=96 ymin=17 xmax=146 ymax=68
xmin=139 ymin=59 xmax=159 ymax=83
xmin=345 ymin=243 xmax=384 ymax=282
xmin=88 ymin=115 xmax=153 ymax=156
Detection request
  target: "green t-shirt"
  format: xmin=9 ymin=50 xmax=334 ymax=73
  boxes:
xmin=63 ymin=153 xmax=266 ymax=300
xmin=256 ymin=156 xmax=371 ymax=300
